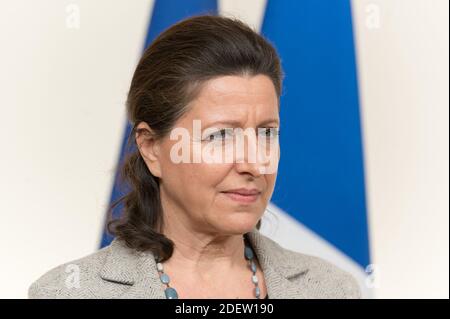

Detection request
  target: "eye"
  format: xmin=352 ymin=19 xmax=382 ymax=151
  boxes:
xmin=259 ymin=127 xmax=280 ymax=138
xmin=205 ymin=128 xmax=234 ymax=142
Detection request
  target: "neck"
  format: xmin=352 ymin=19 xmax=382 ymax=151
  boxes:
xmin=161 ymin=215 xmax=247 ymax=275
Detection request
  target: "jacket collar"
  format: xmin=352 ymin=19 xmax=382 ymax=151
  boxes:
xmin=100 ymin=228 xmax=309 ymax=298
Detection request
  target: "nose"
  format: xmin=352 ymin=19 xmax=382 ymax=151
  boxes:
xmin=233 ymin=129 xmax=271 ymax=177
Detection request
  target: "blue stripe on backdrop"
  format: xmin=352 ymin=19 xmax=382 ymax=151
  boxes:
xmin=100 ymin=0 xmax=218 ymax=248
xmin=261 ymin=0 xmax=370 ymax=267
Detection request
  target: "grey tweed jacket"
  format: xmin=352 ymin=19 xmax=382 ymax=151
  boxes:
xmin=28 ymin=228 xmax=361 ymax=299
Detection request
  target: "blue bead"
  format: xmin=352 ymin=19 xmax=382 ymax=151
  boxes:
xmin=255 ymin=286 xmax=261 ymax=298
xmin=244 ymin=246 xmax=254 ymax=260
xmin=160 ymin=273 xmax=170 ymax=284
xmin=165 ymin=287 xmax=178 ymax=299
xmin=251 ymin=261 xmax=257 ymax=273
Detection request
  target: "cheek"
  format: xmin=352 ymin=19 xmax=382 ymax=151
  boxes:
xmin=185 ymin=163 xmax=231 ymax=191
xmin=262 ymin=173 xmax=277 ymax=200
xmin=161 ymin=153 xmax=230 ymax=199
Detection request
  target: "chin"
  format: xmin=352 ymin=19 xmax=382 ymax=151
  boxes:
xmin=217 ymin=216 xmax=260 ymax=235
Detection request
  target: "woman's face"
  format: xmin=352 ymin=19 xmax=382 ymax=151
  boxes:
xmin=140 ymin=74 xmax=280 ymax=236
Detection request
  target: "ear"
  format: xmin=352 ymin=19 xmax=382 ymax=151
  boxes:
xmin=135 ymin=122 xmax=162 ymax=178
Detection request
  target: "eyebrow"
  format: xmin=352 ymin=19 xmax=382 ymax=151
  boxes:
xmin=204 ymin=119 xmax=280 ymax=128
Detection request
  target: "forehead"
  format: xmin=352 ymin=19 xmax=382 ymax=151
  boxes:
xmin=187 ymin=75 xmax=279 ymax=123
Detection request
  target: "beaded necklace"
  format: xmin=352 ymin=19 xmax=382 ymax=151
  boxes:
xmin=155 ymin=236 xmax=262 ymax=299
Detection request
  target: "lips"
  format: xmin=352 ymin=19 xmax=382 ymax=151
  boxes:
xmin=221 ymin=188 xmax=261 ymax=204
xmin=223 ymin=188 xmax=261 ymax=195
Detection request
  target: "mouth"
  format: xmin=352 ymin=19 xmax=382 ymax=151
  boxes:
xmin=221 ymin=188 xmax=262 ymax=204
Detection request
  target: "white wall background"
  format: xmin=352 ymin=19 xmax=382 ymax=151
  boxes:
xmin=0 ymin=0 xmax=448 ymax=298
xmin=352 ymin=0 xmax=449 ymax=298
xmin=0 ymin=0 xmax=154 ymax=298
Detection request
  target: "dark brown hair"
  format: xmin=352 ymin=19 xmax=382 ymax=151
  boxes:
xmin=107 ymin=14 xmax=284 ymax=262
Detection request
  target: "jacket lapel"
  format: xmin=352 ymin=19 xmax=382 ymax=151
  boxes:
xmin=245 ymin=228 xmax=310 ymax=298
xmin=99 ymin=239 xmax=165 ymax=298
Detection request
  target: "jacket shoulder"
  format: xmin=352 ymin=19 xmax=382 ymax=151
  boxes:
xmin=259 ymin=234 xmax=362 ymax=299
xmin=285 ymin=248 xmax=361 ymax=298
xmin=28 ymin=245 xmax=111 ymax=299
xmin=298 ymin=253 xmax=361 ymax=298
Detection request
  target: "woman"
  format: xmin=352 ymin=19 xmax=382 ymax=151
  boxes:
xmin=29 ymin=15 xmax=361 ymax=299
